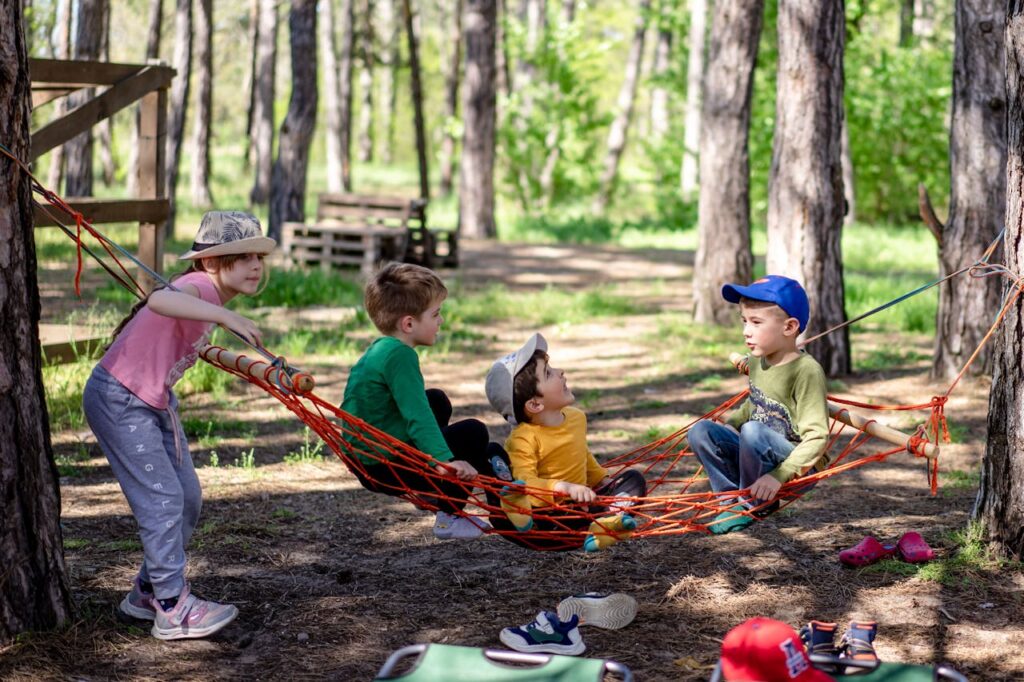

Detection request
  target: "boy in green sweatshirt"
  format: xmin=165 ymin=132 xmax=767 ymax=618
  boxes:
xmin=688 ymin=275 xmax=829 ymax=534
xmin=342 ymin=263 xmax=493 ymax=540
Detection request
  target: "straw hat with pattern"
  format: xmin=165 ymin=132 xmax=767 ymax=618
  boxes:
xmin=179 ymin=211 xmax=276 ymax=260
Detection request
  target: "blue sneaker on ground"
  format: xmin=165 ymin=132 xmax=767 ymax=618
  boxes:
xmin=498 ymin=611 xmax=585 ymax=655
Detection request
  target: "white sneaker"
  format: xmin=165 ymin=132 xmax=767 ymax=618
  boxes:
xmin=556 ymin=592 xmax=637 ymax=629
xmin=433 ymin=511 xmax=490 ymax=539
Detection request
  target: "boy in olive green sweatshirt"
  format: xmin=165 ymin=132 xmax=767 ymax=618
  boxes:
xmin=688 ymin=275 xmax=829 ymax=534
xmin=341 ymin=263 xmax=493 ymax=540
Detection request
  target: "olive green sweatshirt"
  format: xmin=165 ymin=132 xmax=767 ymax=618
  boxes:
xmin=727 ymin=352 xmax=829 ymax=482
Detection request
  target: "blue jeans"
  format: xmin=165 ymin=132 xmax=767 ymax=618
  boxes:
xmin=688 ymin=420 xmax=795 ymax=504
xmin=83 ymin=365 xmax=200 ymax=600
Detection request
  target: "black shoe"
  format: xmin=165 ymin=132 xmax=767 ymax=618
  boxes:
xmin=752 ymin=500 xmax=781 ymax=519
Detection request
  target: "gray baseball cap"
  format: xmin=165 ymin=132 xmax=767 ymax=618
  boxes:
xmin=485 ymin=333 xmax=548 ymax=425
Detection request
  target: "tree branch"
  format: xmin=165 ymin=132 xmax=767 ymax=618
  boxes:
xmin=918 ymin=183 xmax=944 ymax=246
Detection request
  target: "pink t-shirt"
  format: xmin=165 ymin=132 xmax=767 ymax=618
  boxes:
xmin=100 ymin=271 xmax=223 ymax=409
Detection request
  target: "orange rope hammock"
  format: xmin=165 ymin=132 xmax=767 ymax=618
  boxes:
xmin=9 ymin=141 xmax=1023 ymax=553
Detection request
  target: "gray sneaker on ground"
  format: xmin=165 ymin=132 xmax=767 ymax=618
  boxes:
xmin=556 ymin=592 xmax=637 ymax=629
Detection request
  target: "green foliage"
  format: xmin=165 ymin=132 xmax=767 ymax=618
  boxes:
xmin=42 ymin=360 xmax=92 ymax=432
xmin=182 ymin=417 xmax=256 ymax=449
xmin=236 ymin=268 xmax=364 ymax=309
xmin=284 ymin=427 xmax=326 ymax=464
xmin=498 ymin=7 xmax=611 ymax=210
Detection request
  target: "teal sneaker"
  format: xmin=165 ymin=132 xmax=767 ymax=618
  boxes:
xmin=708 ymin=504 xmax=754 ymax=534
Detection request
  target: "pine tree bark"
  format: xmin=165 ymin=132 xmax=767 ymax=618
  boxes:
xmin=0 ymin=0 xmax=73 ymax=641
xmin=269 ymin=0 xmax=318 ymax=241
xmin=841 ymin=115 xmax=855 ymax=224
xmin=190 ymin=0 xmax=214 ymax=208
xmin=377 ymin=0 xmax=398 ymax=164
xmin=164 ymin=0 xmax=192 ymax=233
xmin=402 ymin=0 xmax=428 ymax=199
xmin=495 ymin=0 xmax=511 ymax=98
xmin=679 ymin=0 xmax=706 ymax=200
xmin=692 ymin=0 xmax=763 ymax=326
xmin=64 ymin=0 xmax=105 ymax=197
xmin=439 ymin=0 xmax=463 ymax=196
xmin=592 ymin=0 xmax=651 ymax=214
xmin=933 ymin=0 xmax=1006 ymax=380
xmin=459 ymin=0 xmax=497 ymax=238
xmin=974 ymin=0 xmax=1024 ymax=559
xmin=357 ymin=0 xmax=375 ymax=163
xmin=766 ymin=0 xmax=849 ymax=375
xmin=250 ymin=0 xmax=278 ymax=205
xmin=46 ymin=0 xmax=72 ymax=191
xmin=321 ymin=0 xmax=345 ymax=193
xmin=338 ymin=0 xmax=356 ymax=191
xmin=127 ymin=0 xmax=163 ymax=196
xmin=96 ymin=0 xmax=116 ymax=187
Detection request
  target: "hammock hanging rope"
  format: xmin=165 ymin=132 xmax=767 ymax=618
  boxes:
xmin=8 ymin=141 xmax=1024 ymax=552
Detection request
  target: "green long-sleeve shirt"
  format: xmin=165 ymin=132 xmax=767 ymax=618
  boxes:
xmin=727 ymin=352 xmax=829 ymax=483
xmin=342 ymin=336 xmax=454 ymax=466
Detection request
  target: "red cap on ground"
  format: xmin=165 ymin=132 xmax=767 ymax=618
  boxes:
xmin=721 ymin=617 xmax=835 ymax=682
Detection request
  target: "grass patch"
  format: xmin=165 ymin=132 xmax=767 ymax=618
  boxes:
xmin=55 ymin=442 xmax=92 ymax=478
xmin=63 ymin=538 xmax=90 ymax=550
xmin=182 ymin=417 xmax=257 ymax=449
xmin=42 ymin=360 xmax=92 ymax=431
xmin=647 ymin=315 xmax=738 ymax=371
xmin=236 ymin=268 xmax=364 ymax=309
xmin=101 ymin=539 xmax=142 ymax=553
xmin=942 ymin=468 xmax=980 ymax=493
xmin=855 ymin=346 xmax=929 ymax=372
xmin=284 ymin=428 xmax=326 ymax=464
xmin=446 ymin=283 xmax=651 ymax=328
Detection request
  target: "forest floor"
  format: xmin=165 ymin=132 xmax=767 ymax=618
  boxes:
xmin=4 ymin=240 xmax=1023 ymax=681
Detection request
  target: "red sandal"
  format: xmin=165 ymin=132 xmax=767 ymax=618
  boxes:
xmin=896 ymin=531 xmax=935 ymax=563
xmin=839 ymin=536 xmax=896 ymax=567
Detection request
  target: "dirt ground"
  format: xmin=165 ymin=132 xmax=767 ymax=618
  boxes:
xmin=4 ymin=240 xmax=1023 ymax=681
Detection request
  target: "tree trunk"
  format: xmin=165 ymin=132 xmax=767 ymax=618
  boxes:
xmin=96 ymin=0 xmax=115 ymax=187
xmin=514 ymin=0 xmax=544 ymax=94
xmin=190 ymin=0 xmax=214 ymax=208
xmin=766 ymin=0 xmax=849 ymax=375
xmin=692 ymin=0 xmax=763 ymax=326
xmin=403 ymin=0 xmax=429 ymax=199
xmin=46 ymin=0 xmax=72 ymax=191
xmin=933 ymin=0 xmax=1006 ymax=380
xmin=459 ymin=0 xmax=497 ymax=239
xmin=243 ymin=0 xmax=259 ymax=172
xmin=439 ymin=0 xmax=463 ymax=196
xmin=495 ymin=0 xmax=511 ymax=98
xmin=538 ymin=3 xmax=577 ymax=206
xmin=269 ymin=0 xmax=318 ymax=241
xmin=561 ymin=0 xmax=575 ymax=23
xmin=914 ymin=0 xmax=937 ymax=41
xmin=840 ymin=115 xmax=855 ymax=224
xmin=592 ymin=0 xmax=651 ymax=214
xmin=127 ymin=0 xmax=163 ymax=196
xmin=338 ymin=0 xmax=356 ymax=191
xmin=377 ymin=0 xmax=398 ymax=164
xmin=357 ymin=0 xmax=375 ymax=163
xmin=249 ymin=0 xmax=278 ymax=205
xmin=22 ymin=0 xmax=32 ymax=54
xmin=974 ymin=0 xmax=1024 ymax=559
xmin=900 ymin=0 xmax=915 ymax=47
xmin=679 ymin=0 xmax=706 ymax=200
xmin=64 ymin=0 xmax=105 ymax=198
xmin=0 ymin=0 xmax=73 ymax=642
xmin=321 ymin=0 xmax=345 ymax=193
xmin=164 ymin=0 xmax=192 ymax=234
xmin=648 ymin=15 xmax=672 ymax=140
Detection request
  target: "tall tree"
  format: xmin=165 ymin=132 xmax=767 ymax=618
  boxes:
xmin=0 ymin=0 xmax=73 ymax=641
xmin=64 ymin=0 xmax=105 ymax=197
xmin=648 ymin=1 xmax=673 ymax=141
xmin=338 ymin=0 xmax=356 ymax=190
xmin=679 ymin=0 xmax=706 ymax=200
xmin=438 ymin=0 xmax=464 ymax=196
xmin=974 ymin=0 xmax=1024 ymax=559
xmin=402 ymin=0 xmax=429 ymax=199
xmin=592 ymin=0 xmax=651 ymax=214
xmin=45 ymin=0 xmax=72 ymax=191
xmin=127 ymin=0 xmax=163 ymax=196
xmin=243 ymin=0 xmax=259 ymax=172
xmin=377 ymin=0 xmax=398 ymax=163
xmin=164 ymin=0 xmax=192 ymax=233
xmin=900 ymin=0 xmax=915 ymax=47
xmin=766 ymin=0 xmax=849 ymax=375
xmin=190 ymin=0 xmax=214 ymax=208
xmin=269 ymin=0 xmax=318 ymax=241
xmin=932 ymin=0 xmax=1006 ymax=379
xmin=459 ymin=0 xmax=497 ymax=238
xmin=357 ymin=0 xmax=375 ymax=163
xmin=96 ymin=0 xmax=116 ymax=187
xmin=495 ymin=0 xmax=511 ymax=98
xmin=321 ymin=0 xmax=345 ymax=193
xmin=250 ymin=0 xmax=278 ymax=205
xmin=692 ymin=0 xmax=763 ymax=325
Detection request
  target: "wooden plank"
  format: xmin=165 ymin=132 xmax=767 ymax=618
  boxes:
xmin=285 ymin=222 xmax=401 ymax=237
xmin=32 ymin=87 xmax=78 ymax=107
xmin=29 ymin=58 xmax=173 ymax=86
xmin=30 ymin=65 xmax=175 ymax=160
xmin=33 ymin=198 xmax=169 ymax=227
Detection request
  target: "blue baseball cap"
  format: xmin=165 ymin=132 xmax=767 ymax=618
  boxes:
xmin=722 ymin=275 xmax=810 ymax=332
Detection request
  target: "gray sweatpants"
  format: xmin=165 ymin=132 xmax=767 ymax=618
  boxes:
xmin=83 ymin=365 xmax=201 ymax=600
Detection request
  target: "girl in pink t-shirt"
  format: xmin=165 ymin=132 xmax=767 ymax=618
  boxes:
xmin=83 ymin=211 xmax=274 ymax=641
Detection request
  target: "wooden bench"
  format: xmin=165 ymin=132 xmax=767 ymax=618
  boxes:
xmin=281 ymin=193 xmax=458 ymax=275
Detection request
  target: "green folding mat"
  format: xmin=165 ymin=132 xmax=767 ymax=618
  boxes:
xmin=832 ymin=661 xmax=968 ymax=681
xmin=374 ymin=644 xmax=633 ymax=682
